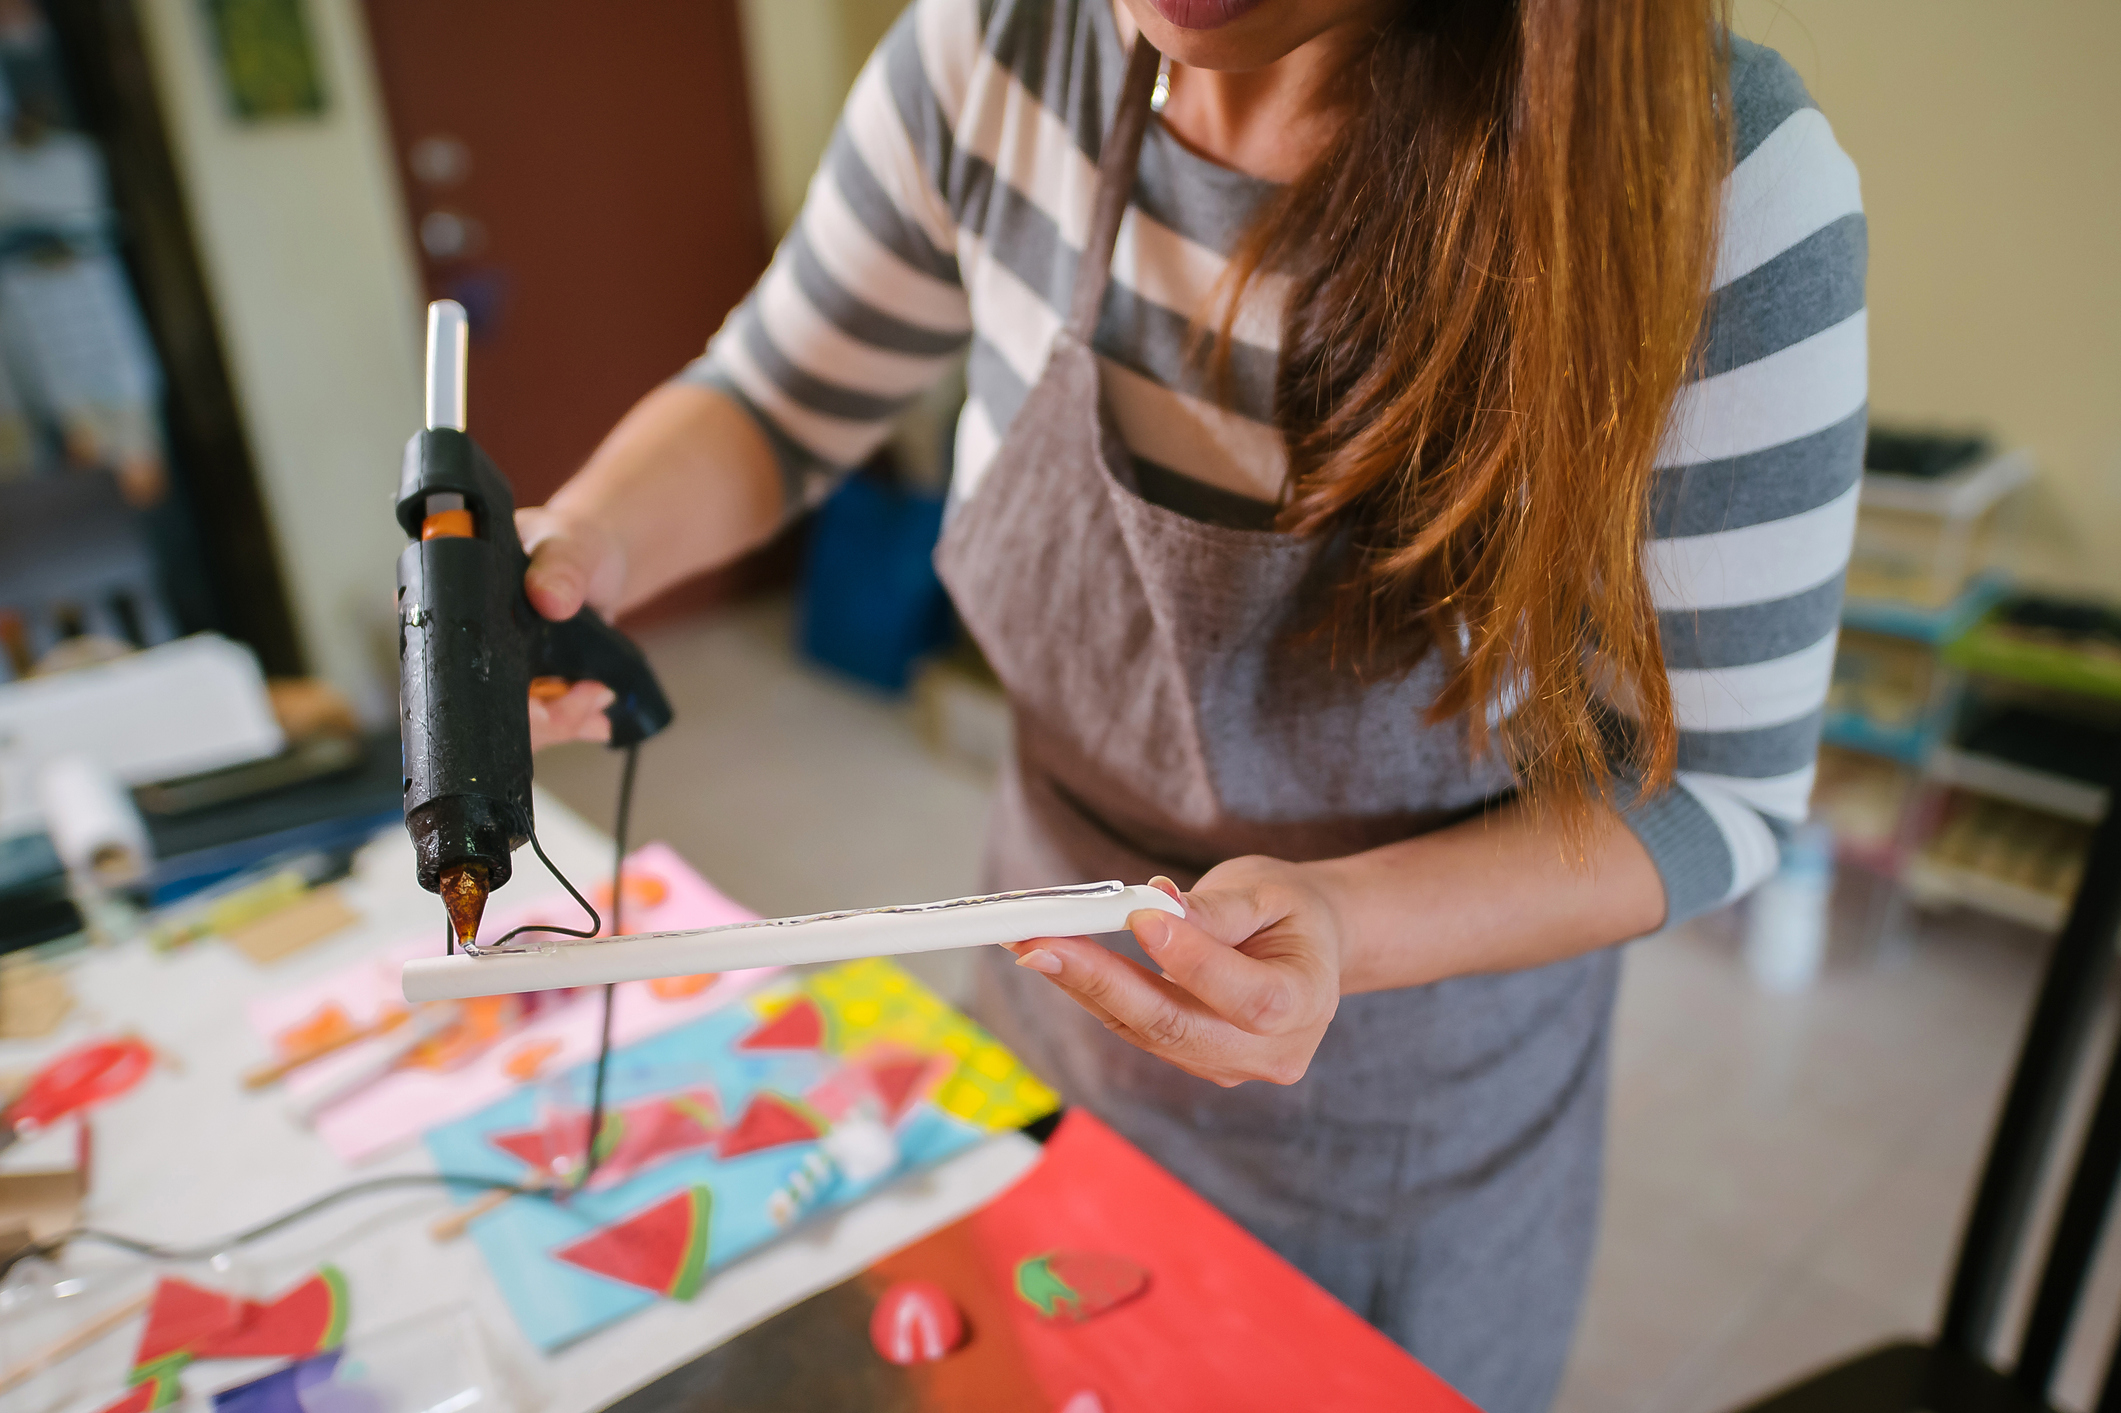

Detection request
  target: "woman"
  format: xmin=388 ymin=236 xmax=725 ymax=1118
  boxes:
xmin=524 ymin=0 xmax=1865 ymax=1404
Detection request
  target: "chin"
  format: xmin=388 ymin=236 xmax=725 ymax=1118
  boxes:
xmin=1119 ymin=0 xmax=1335 ymax=71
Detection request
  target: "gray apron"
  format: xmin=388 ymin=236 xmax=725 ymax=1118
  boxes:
xmin=932 ymin=39 xmax=1616 ymax=1413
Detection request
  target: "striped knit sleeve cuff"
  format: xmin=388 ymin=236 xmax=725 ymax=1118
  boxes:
xmin=672 ymin=354 xmax=844 ymax=516
xmin=1617 ymin=780 xmax=1740 ymax=930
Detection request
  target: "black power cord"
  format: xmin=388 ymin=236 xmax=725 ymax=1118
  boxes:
xmin=0 ymin=743 xmax=648 ymax=1286
xmin=578 ymin=742 xmax=638 ymax=1189
xmin=0 ymin=1175 xmax=550 ymax=1282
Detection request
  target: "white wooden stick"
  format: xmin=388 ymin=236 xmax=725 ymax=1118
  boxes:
xmin=0 ymin=1291 xmax=151 ymax=1397
xmin=401 ymin=882 xmax=1183 ymax=1003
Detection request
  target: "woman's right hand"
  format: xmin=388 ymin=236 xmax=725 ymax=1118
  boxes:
xmin=518 ymin=507 xmax=628 ymax=751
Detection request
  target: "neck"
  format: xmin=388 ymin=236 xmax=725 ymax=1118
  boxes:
xmin=1115 ymin=2 xmax=1373 ymax=182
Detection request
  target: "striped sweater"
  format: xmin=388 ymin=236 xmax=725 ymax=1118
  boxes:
xmin=684 ymin=0 xmax=1868 ymax=925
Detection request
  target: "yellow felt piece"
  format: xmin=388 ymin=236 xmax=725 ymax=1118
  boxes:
xmin=805 ymin=957 xmax=1058 ymax=1131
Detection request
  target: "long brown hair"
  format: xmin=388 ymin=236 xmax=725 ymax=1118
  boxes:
xmin=1223 ymin=0 xmax=1729 ymax=836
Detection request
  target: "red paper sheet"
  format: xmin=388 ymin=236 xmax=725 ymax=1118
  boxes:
xmin=864 ymin=1110 xmax=1476 ymax=1411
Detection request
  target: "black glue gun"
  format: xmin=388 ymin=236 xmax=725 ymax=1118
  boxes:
xmin=395 ymin=300 xmax=672 ymax=947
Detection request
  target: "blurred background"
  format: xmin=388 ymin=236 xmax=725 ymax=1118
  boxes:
xmin=0 ymin=0 xmax=2115 ymax=1409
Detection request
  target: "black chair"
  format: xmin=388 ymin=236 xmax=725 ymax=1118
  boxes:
xmin=1734 ymin=781 xmax=2121 ymax=1412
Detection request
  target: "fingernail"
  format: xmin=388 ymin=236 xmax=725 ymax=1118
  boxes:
xmin=1147 ymin=876 xmax=1186 ymax=914
xmin=1016 ymin=948 xmax=1062 ymax=975
xmin=592 ymin=683 xmax=617 ymax=707
xmin=1134 ymin=913 xmax=1171 ymax=952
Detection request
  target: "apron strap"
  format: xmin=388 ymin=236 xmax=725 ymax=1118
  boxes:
xmin=1067 ymin=35 xmax=1164 ymax=343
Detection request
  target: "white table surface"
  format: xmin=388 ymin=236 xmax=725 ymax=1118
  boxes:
xmin=0 ymin=791 xmax=1040 ymax=1412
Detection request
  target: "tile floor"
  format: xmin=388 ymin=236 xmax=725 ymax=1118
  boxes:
xmin=540 ymin=599 xmax=2114 ymax=1412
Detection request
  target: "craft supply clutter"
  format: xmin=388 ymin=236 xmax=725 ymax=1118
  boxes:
xmin=17 ymin=1 xmax=2105 ymax=1406
xmin=0 ymin=301 xmax=1462 ymax=1413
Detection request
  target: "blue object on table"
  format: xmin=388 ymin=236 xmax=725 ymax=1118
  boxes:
xmin=796 ymin=474 xmax=954 ymax=693
xmin=211 ymin=1350 xmax=342 ymax=1413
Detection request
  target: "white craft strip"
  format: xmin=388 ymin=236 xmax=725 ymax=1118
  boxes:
xmin=401 ymin=882 xmax=1183 ymax=1003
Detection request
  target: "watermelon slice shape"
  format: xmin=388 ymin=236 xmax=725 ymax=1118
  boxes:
xmin=867 ymin=1055 xmax=943 ymax=1122
xmin=191 ymin=1267 xmax=350 ymax=1360
xmin=580 ymin=1092 xmax=721 ymax=1189
xmin=719 ymin=1091 xmax=824 ymax=1158
xmin=737 ymin=995 xmax=825 ymax=1051
xmin=552 ymin=1186 xmax=712 ymax=1299
xmin=1013 ymin=1251 xmax=1149 ymax=1323
xmin=488 ymin=1087 xmax=720 ymax=1187
xmin=132 ymin=1277 xmax=244 ymax=1370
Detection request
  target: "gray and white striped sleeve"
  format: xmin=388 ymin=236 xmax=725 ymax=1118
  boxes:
xmin=1622 ymin=42 xmax=1868 ymax=924
xmin=676 ymin=0 xmax=975 ymax=506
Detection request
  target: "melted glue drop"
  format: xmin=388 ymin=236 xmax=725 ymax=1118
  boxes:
xmin=439 ymin=862 xmax=490 ymax=947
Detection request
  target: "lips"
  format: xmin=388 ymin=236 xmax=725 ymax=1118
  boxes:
xmin=1144 ymin=0 xmax=1270 ymax=30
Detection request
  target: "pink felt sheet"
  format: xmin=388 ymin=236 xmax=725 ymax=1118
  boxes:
xmin=246 ymin=842 xmax=775 ymax=1163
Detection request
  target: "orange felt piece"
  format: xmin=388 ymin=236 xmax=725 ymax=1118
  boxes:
xmin=648 ymin=972 xmax=718 ymax=1000
xmin=273 ymin=1002 xmax=358 ymax=1058
xmin=503 ymin=1039 xmax=564 ymax=1082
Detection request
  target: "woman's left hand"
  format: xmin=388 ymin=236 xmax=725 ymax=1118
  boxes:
xmin=1002 ymin=857 xmax=1346 ymax=1088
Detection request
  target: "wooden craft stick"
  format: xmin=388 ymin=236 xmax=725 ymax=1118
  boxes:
xmin=284 ymin=1005 xmax=458 ymax=1125
xmin=0 ymin=1290 xmax=151 ymax=1397
xmin=402 ymin=882 xmax=1184 ymax=1003
xmin=242 ymin=1010 xmax=407 ymax=1090
xmin=429 ymin=1185 xmax=518 ymax=1243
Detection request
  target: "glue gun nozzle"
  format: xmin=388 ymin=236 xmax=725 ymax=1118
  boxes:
xmin=440 ymin=862 xmax=491 ymax=949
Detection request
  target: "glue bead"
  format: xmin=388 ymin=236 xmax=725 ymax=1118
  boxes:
xmin=869 ymin=1280 xmax=964 ymax=1365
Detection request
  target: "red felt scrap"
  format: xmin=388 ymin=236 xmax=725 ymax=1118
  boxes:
xmin=863 ymin=1110 xmax=1475 ymax=1411
xmin=191 ymin=1268 xmax=349 ymax=1360
xmin=490 ymin=1088 xmax=721 ymax=1188
xmin=867 ymin=1056 xmax=937 ymax=1122
xmin=132 ymin=1278 xmax=243 ymax=1368
xmin=551 ymin=1186 xmax=711 ymax=1299
xmin=490 ymin=1124 xmax=571 ymax=1171
xmin=737 ymin=996 xmax=824 ymax=1051
xmin=718 ymin=1091 xmax=822 ymax=1158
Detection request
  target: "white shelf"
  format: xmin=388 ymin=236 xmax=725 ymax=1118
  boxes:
xmin=1928 ymin=747 xmax=2108 ymax=824
xmin=1903 ymin=855 xmax=2071 ymax=932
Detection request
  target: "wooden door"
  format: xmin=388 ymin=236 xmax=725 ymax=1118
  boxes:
xmin=362 ymin=1 xmax=771 ymax=509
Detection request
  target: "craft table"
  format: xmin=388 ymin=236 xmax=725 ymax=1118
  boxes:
xmin=0 ymin=792 xmax=1039 ymax=1411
